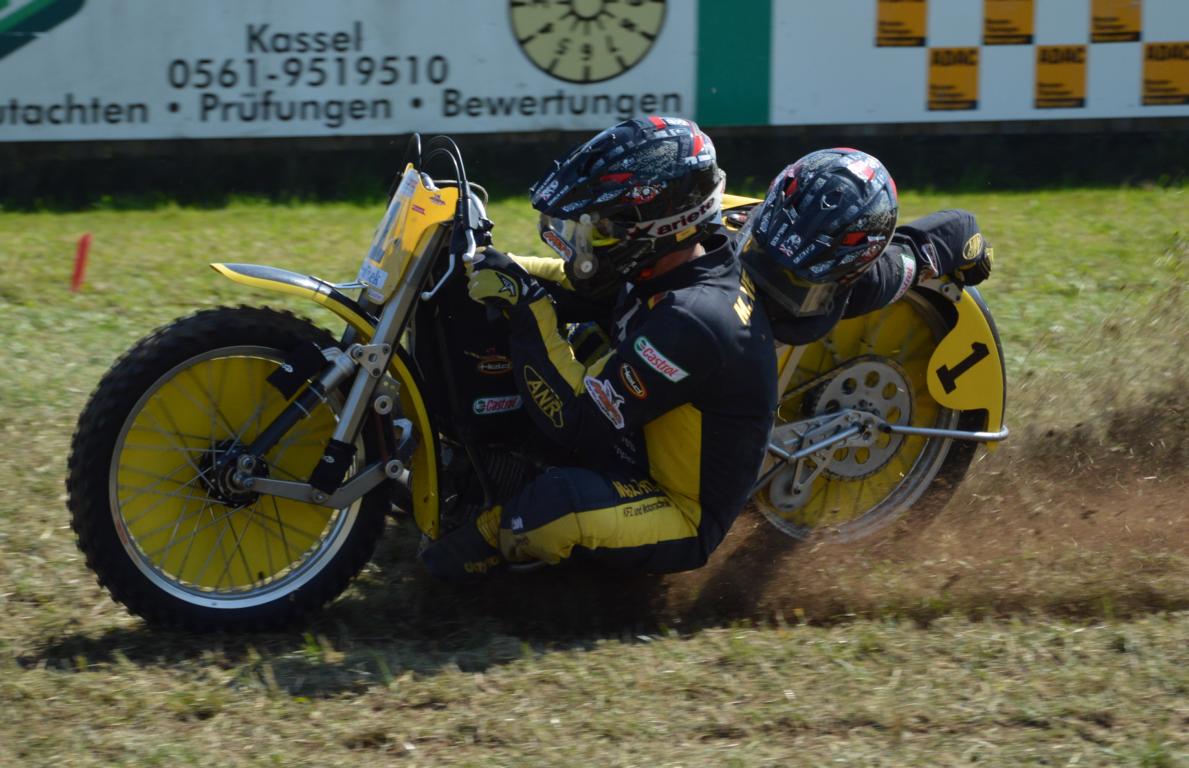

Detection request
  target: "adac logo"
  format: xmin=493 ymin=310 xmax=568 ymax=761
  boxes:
xmin=509 ymin=0 xmax=666 ymax=84
xmin=0 ymin=0 xmax=86 ymax=61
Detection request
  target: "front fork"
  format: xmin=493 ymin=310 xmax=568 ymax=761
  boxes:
xmin=216 ymin=296 xmax=418 ymax=510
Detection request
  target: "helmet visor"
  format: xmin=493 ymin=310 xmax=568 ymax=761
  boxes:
xmin=538 ymin=214 xmax=622 ymax=280
xmin=740 ymin=237 xmax=838 ymax=318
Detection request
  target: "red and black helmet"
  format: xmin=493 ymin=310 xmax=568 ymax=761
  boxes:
xmin=739 ymin=148 xmax=898 ymax=317
xmin=530 ymin=116 xmax=725 ymax=297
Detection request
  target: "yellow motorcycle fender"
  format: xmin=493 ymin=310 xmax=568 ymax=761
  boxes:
xmin=924 ymin=284 xmax=1006 ymax=448
xmin=210 ymin=262 xmax=442 ymax=537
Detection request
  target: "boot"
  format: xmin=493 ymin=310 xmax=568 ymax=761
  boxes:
xmin=420 ymin=507 xmax=505 ymax=582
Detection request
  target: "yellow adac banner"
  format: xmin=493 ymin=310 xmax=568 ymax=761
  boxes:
xmin=877 ymin=0 xmax=927 ymax=47
xmin=928 ymin=48 xmax=979 ymax=111
xmin=1143 ymin=42 xmax=1189 ymax=106
xmin=1036 ymin=46 xmax=1087 ymax=109
xmin=984 ymin=0 xmax=1034 ymax=45
xmin=1091 ymin=0 xmax=1142 ymax=43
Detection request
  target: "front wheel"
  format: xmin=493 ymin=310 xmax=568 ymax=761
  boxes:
xmin=66 ymin=306 xmax=387 ymax=631
xmin=756 ymin=292 xmax=980 ymax=541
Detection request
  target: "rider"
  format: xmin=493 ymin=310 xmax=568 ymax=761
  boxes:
xmin=732 ymin=147 xmax=993 ymax=346
xmin=420 ymin=116 xmax=779 ymax=580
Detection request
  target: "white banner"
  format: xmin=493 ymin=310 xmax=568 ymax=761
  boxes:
xmin=770 ymin=0 xmax=1189 ymax=125
xmin=0 ymin=0 xmax=1185 ymax=142
xmin=0 ymin=0 xmax=694 ymax=141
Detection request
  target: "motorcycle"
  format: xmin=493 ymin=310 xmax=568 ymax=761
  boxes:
xmin=66 ymin=136 xmax=1008 ymax=630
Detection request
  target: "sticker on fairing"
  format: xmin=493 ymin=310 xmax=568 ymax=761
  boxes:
xmin=396 ymin=171 xmax=419 ymax=198
xmin=357 ymin=261 xmax=389 ymax=290
xmin=472 ymin=395 xmax=522 ymax=415
xmin=541 ymin=230 xmax=574 ymax=260
xmin=584 ymin=376 xmax=626 ymax=429
xmin=633 ymin=336 xmax=689 ymax=382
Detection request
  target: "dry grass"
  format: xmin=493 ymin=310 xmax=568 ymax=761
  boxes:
xmin=0 ymin=188 xmax=1186 ymax=766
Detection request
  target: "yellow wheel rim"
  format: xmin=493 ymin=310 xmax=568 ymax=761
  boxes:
xmin=760 ymin=293 xmax=957 ymax=539
xmin=111 ymin=348 xmax=359 ymax=603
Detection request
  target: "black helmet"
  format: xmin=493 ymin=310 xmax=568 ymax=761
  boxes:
xmin=740 ymin=148 xmax=898 ymax=318
xmin=530 ymin=116 xmax=725 ymax=297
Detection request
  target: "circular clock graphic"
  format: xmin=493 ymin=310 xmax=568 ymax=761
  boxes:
xmin=510 ymin=0 xmax=666 ymax=84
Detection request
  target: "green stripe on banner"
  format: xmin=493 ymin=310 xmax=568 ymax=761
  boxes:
xmin=695 ymin=0 xmax=772 ymax=126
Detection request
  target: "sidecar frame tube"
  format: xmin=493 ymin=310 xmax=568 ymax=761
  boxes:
xmin=883 ymin=424 xmax=1011 ymax=442
xmin=242 ymin=461 xmax=390 ymax=508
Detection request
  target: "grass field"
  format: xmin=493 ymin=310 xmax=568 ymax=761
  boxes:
xmin=0 ymin=185 xmax=1186 ymax=766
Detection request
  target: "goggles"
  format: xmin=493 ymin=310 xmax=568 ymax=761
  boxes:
xmin=738 ymin=234 xmax=839 ymax=318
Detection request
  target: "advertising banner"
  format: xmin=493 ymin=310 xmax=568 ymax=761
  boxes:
xmin=0 ymin=0 xmax=694 ymax=141
xmin=0 ymin=0 xmax=1185 ymax=143
xmin=770 ymin=0 xmax=1189 ymax=126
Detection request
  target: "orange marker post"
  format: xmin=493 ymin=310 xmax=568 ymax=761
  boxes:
xmin=71 ymin=233 xmax=92 ymax=292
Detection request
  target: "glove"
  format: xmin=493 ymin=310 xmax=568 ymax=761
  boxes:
xmin=466 ymin=247 xmax=547 ymax=307
xmin=954 ymin=236 xmax=993 ymax=286
xmin=911 ymin=232 xmax=993 ymax=286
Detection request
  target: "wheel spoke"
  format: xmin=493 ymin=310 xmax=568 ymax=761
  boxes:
xmin=134 ymin=403 xmax=209 ymax=478
xmin=121 ymin=484 xmax=223 ymax=533
xmin=156 ymin=478 xmax=204 ymax=572
xmin=190 ymin=511 xmax=233 ymax=588
xmin=118 ymin=459 xmax=204 ymax=502
xmin=175 ymin=365 xmax=243 ymax=445
xmin=255 ymin=502 xmax=276 ymax=583
xmin=256 ymin=500 xmax=325 ymax=546
xmin=270 ymin=495 xmax=295 ymax=563
xmin=213 ymin=510 xmax=254 ymax=590
xmin=136 ymin=501 xmax=224 ymax=556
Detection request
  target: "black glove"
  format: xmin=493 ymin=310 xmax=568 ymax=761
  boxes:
xmin=901 ymin=216 xmax=994 ymax=287
xmin=466 ymin=247 xmax=548 ymax=307
xmin=954 ymin=235 xmax=993 ymax=286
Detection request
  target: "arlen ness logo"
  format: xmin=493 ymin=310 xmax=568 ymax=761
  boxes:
xmin=508 ymin=0 xmax=665 ymax=84
xmin=0 ymin=0 xmax=86 ymax=60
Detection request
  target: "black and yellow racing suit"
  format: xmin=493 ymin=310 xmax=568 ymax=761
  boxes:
xmin=494 ymin=233 xmax=777 ymax=572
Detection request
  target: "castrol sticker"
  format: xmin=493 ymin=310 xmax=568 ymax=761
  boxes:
xmin=472 ymin=395 xmax=522 ymax=415
xmin=633 ymin=336 xmax=688 ymax=382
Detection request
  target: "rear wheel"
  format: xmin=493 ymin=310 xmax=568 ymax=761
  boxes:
xmin=757 ymin=292 xmax=978 ymax=541
xmin=67 ymin=307 xmax=387 ymax=631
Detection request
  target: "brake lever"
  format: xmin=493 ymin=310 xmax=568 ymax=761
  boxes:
xmin=420 ymin=225 xmax=476 ymax=301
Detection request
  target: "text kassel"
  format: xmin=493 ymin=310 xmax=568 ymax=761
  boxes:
xmin=246 ymin=22 xmax=364 ymax=54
